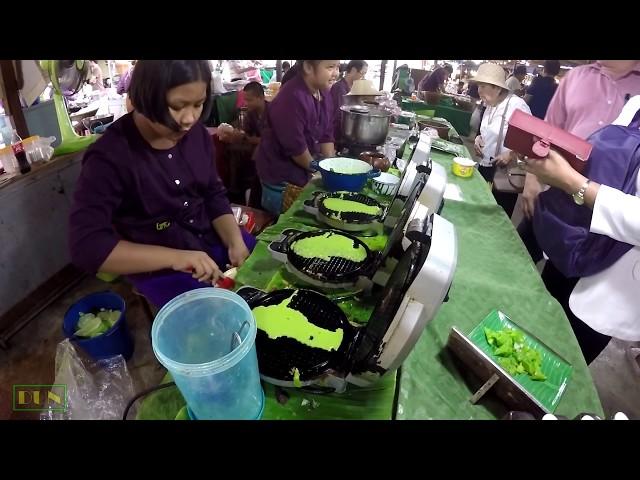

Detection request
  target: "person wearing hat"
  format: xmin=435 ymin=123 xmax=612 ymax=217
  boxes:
xmin=472 ymin=62 xmax=532 ymax=217
xmin=254 ymin=60 xmax=340 ymax=215
xmin=330 ymin=60 xmax=368 ymax=148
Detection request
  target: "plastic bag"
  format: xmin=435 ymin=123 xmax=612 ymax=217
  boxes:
xmin=40 ymin=339 xmax=134 ymax=420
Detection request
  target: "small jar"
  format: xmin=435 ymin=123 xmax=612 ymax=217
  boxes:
xmin=0 ymin=145 xmax=19 ymax=174
xmin=22 ymin=136 xmax=44 ymax=164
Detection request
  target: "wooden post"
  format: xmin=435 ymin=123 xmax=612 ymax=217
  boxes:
xmin=275 ymin=60 xmax=282 ymax=82
xmin=379 ymin=60 xmax=387 ymax=91
xmin=0 ymin=60 xmax=29 ymax=139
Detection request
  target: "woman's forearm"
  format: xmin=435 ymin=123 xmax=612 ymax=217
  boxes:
xmin=99 ymin=240 xmax=179 ymax=274
xmin=319 ymin=142 xmax=335 ymax=158
xmin=292 ymin=149 xmax=315 ymax=171
xmin=212 ymin=214 xmax=244 ymax=248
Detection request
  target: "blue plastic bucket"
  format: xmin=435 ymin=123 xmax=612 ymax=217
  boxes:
xmin=312 ymin=157 xmax=381 ymax=192
xmin=151 ymin=288 xmax=264 ymax=420
xmin=63 ymin=291 xmax=134 ymax=361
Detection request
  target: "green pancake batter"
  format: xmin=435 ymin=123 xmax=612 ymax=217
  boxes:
xmin=322 ymin=198 xmax=381 ymax=216
xmin=291 ymin=232 xmax=367 ymax=262
xmin=253 ymin=292 xmax=344 ymax=351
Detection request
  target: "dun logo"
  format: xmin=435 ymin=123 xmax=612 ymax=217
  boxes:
xmin=156 ymin=221 xmax=171 ymax=231
xmin=13 ymin=385 xmax=67 ymax=412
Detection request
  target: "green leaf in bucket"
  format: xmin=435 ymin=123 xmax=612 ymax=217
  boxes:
xmin=97 ymin=310 xmax=120 ymax=328
xmin=77 ymin=312 xmax=97 ymax=330
xmin=75 ymin=314 xmax=103 ymax=337
xmin=76 ymin=310 xmax=121 ymax=338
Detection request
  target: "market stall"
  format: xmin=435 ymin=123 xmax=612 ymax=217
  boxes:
xmin=136 ymin=122 xmax=603 ymax=420
xmin=401 ymin=96 xmax=474 ymax=137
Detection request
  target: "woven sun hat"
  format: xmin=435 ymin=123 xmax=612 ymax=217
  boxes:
xmin=470 ymin=62 xmax=508 ymax=89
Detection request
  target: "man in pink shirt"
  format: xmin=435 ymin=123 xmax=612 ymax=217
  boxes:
xmin=522 ymin=60 xmax=640 ymax=220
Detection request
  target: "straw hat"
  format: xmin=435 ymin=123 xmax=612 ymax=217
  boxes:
xmin=347 ymin=79 xmax=383 ymax=96
xmin=470 ymin=63 xmax=508 ymax=89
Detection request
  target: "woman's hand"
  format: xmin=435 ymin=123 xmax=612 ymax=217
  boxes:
xmin=474 ymin=135 xmax=485 ymax=156
xmin=171 ymin=250 xmax=223 ymax=284
xmin=522 ymin=173 xmax=543 ymax=219
xmin=228 ymin=241 xmax=250 ymax=268
xmin=523 ymin=150 xmax=586 ymax=194
xmin=494 ymin=151 xmax=514 ymax=166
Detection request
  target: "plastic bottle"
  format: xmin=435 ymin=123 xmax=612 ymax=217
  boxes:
xmin=10 ymin=130 xmax=31 ymax=174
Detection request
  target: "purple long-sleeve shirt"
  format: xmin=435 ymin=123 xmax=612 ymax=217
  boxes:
xmin=418 ymin=67 xmax=448 ymax=92
xmin=254 ymin=73 xmax=334 ymax=187
xmin=330 ymin=77 xmax=350 ymax=143
xmin=116 ymin=68 xmax=133 ymax=95
xmin=69 ymin=113 xmax=232 ymax=274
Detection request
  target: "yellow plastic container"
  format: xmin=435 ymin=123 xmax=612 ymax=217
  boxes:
xmin=452 ymin=157 xmax=476 ymax=178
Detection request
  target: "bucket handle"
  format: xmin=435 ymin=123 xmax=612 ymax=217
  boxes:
xmin=229 ymin=320 xmax=250 ymax=353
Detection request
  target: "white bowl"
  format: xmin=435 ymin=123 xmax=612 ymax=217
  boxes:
xmin=372 ymin=172 xmax=400 ymax=196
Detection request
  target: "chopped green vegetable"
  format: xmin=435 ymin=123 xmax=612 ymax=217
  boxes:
xmin=484 ymin=327 xmax=547 ymax=381
xmin=75 ymin=310 xmax=121 ymax=338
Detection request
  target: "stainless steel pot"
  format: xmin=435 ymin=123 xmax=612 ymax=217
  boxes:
xmin=340 ymin=105 xmax=391 ymax=146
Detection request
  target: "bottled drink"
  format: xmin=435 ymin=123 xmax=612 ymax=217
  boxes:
xmin=10 ymin=130 xmax=31 ymax=174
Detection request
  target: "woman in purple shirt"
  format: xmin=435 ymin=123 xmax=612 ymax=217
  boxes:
xmin=330 ymin=60 xmax=368 ymax=149
xmin=254 ymin=60 xmax=340 ymax=215
xmin=69 ymin=60 xmax=256 ymax=308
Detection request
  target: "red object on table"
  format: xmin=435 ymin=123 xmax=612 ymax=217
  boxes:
xmin=215 ymin=276 xmax=236 ymax=290
xmin=243 ymin=211 xmax=256 ymax=234
xmin=504 ymin=109 xmax=593 ymax=173
xmin=230 ymin=203 xmax=275 ymax=236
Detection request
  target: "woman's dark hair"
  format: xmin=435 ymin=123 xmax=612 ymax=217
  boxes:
xmin=128 ymin=60 xmax=212 ymax=131
xmin=282 ymin=61 xmax=290 ymax=70
xmin=514 ymin=64 xmax=528 ymax=77
xmin=346 ymin=60 xmax=368 ymax=74
xmin=243 ymin=81 xmax=264 ymax=97
xmin=544 ymin=60 xmax=561 ymax=76
xmin=281 ymin=60 xmax=321 ymax=85
xmin=443 ymin=63 xmax=454 ymax=74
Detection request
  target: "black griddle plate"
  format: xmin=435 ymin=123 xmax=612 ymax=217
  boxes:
xmin=241 ymin=288 xmax=357 ymax=382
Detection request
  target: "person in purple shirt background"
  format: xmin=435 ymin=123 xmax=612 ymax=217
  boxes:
xmin=281 ymin=61 xmax=291 ymax=78
xmin=254 ymin=60 xmax=340 ymax=215
xmin=330 ymin=60 xmax=368 ymax=149
xmin=242 ymin=81 xmax=268 ymax=143
xmin=418 ymin=64 xmax=453 ymax=93
xmin=117 ymin=60 xmax=136 ymax=95
xmin=69 ymin=60 xmax=255 ymax=308
xmin=220 ymin=81 xmax=267 ymax=207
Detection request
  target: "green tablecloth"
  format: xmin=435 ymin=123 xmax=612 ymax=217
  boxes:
xmin=402 ymin=99 xmax=472 ymax=137
xmin=395 ymin=147 xmax=603 ymax=419
xmin=136 ymin=181 xmax=400 ymax=420
xmin=137 ymin=132 xmax=604 ymax=420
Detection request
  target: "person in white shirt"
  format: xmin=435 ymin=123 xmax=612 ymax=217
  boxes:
xmin=472 ymin=62 xmax=532 ymax=216
xmin=523 ymin=96 xmax=640 ymax=366
xmin=505 ymin=64 xmax=527 ymax=96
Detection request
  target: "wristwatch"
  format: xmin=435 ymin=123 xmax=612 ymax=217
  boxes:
xmin=572 ymin=180 xmax=591 ymax=205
